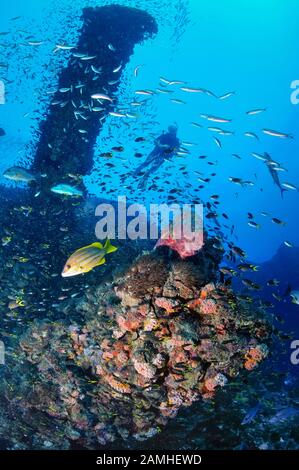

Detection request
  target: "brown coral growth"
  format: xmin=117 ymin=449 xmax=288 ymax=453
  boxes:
xmin=5 ymin=244 xmax=271 ymax=448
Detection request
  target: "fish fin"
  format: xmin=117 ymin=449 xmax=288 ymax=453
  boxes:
xmin=81 ymin=258 xmax=105 ymax=272
xmin=90 ymin=242 xmax=103 ymax=249
xmin=72 ymin=244 xmax=96 ymax=255
xmin=104 ymin=239 xmax=118 ymax=254
xmin=73 ymin=242 xmax=103 ymax=256
xmin=82 ymin=266 xmax=93 ymax=273
xmin=95 ymin=257 xmax=106 ymax=266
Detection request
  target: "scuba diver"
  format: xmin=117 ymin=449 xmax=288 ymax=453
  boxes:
xmin=134 ymin=124 xmax=180 ymax=188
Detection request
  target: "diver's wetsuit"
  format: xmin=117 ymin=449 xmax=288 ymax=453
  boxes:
xmin=134 ymin=130 xmax=180 ymax=188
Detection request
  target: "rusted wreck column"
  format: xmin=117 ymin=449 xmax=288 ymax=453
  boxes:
xmin=32 ymin=5 xmax=157 ymax=188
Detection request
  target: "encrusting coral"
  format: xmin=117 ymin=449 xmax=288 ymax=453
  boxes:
xmin=1 ymin=239 xmax=271 ymax=449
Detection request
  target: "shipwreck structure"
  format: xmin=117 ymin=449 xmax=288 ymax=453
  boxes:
xmin=32 ymin=5 xmax=157 ymax=189
xmin=0 ymin=3 xmax=158 ymax=326
xmin=0 ymin=4 xmax=273 ymax=451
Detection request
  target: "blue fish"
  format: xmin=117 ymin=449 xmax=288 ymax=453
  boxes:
xmin=241 ymin=403 xmax=261 ymax=425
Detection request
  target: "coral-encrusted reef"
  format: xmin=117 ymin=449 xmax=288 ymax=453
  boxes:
xmin=1 ymin=241 xmax=271 ymax=449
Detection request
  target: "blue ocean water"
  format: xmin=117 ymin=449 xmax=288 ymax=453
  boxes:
xmin=1 ymin=0 xmax=299 ymax=262
xmin=0 ymin=0 xmax=299 ymax=451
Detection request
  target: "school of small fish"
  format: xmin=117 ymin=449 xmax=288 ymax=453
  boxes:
xmin=0 ymin=6 xmax=298 ymax=302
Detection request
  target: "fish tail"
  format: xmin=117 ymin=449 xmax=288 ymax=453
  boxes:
xmin=104 ymin=239 xmax=118 ymax=254
xmin=280 ymin=188 xmax=286 ymax=199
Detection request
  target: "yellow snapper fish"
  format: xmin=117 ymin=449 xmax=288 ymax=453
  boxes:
xmin=62 ymin=239 xmax=118 ymax=277
xmin=2 ymin=236 xmax=12 ymax=246
xmin=8 ymin=297 xmax=26 ymax=310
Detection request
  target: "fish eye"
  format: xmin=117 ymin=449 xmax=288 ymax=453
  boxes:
xmin=66 ymin=264 xmax=71 ymax=269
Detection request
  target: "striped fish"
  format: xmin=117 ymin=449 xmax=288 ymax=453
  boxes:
xmin=61 ymin=240 xmax=117 ymax=277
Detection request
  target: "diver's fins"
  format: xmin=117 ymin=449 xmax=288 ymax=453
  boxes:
xmin=137 ymin=176 xmax=147 ymax=189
